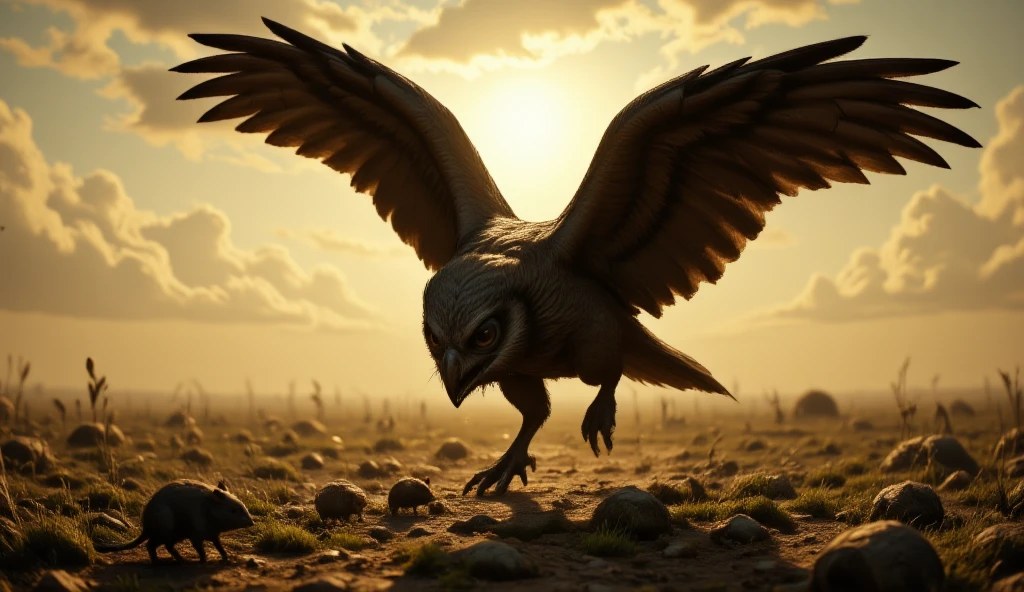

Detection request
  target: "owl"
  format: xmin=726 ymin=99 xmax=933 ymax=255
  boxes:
xmin=174 ymin=19 xmax=979 ymax=495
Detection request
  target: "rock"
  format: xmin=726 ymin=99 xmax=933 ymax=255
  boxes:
xmin=670 ymin=476 xmax=708 ymax=501
xmin=179 ymin=447 xmax=214 ymax=466
xmin=810 ymin=521 xmax=944 ymax=592
xmin=292 ymin=419 xmax=328 ymax=438
xmin=793 ymin=390 xmax=839 ymax=418
xmin=647 ymin=481 xmax=686 ymax=505
xmin=320 ymin=446 xmax=343 ymax=460
xmin=922 ymin=435 xmax=979 ymax=475
xmin=368 ymin=526 xmax=393 ymax=542
xmin=590 ymin=486 xmax=671 ymax=540
xmin=1 ymin=436 xmax=56 ymax=473
xmin=314 ymin=480 xmax=367 ymax=523
xmin=709 ymin=514 xmax=769 ymax=544
xmin=851 ymin=418 xmax=875 ymax=432
xmin=388 ymin=477 xmax=435 ymax=515
xmin=428 ymin=500 xmax=447 ymax=515
xmin=231 ymin=429 xmax=254 ymax=444
xmin=456 ymin=541 xmax=538 ymax=581
xmin=879 ymin=437 xmax=926 ymax=472
xmin=949 ymin=399 xmax=976 ymax=417
xmin=1006 ymin=455 xmax=1024 ymax=478
xmin=745 ymin=439 xmax=767 ymax=452
xmin=87 ymin=512 xmax=129 ymax=532
xmin=489 ymin=511 xmax=573 ymax=541
xmin=66 ymin=423 xmax=124 ymax=448
xmin=184 ymin=426 xmax=203 ymax=445
xmin=120 ymin=478 xmax=143 ymax=492
xmin=290 ymin=576 xmax=350 ymax=592
xmin=314 ymin=549 xmax=347 ymax=564
xmin=869 ymin=481 xmax=944 ymax=527
xmin=435 ymin=438 xmax=469 ymax=460
xmin=134 ymin=438 xmax=156 ymax=452
xmin=33 ymin=570 xmax=91 ymax=592
xmin=373 ymin=438 xmax=404 ymax=453
xmin=974 ymin=523 xmax=1024 ymax=571
xmin=246 ymin=557 xmax=266 ymax=569
xmin=448 ymin=514 xmax=499 ymax=535
xmin=407 ymin=527 xmax=431 ymax=538
xmin=995 ymin=429 xmax=1024 ymax=459
xmin=164 ymin=410 xmax=194 ymax=428
xmin=300 ymin=453 xmax=325 ymax=470
xmin=937 ymin=470 xmax=973 ymax=492
xmin=662 ymin=541 xmax=698 ymax=558
xmin=380 ymin=457 xmax=403 ymax=474
xmin=358 ymin=460 xmax=387 ymax=478
xmin=766 ymin=474 xmax=798 ymax=500
xmin=714 ymin=460 xmax=739 ymax=477
xmin=409 ymin=464 xmax=442 ymax=480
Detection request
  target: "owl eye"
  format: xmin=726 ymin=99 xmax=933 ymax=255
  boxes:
xmin=472 ymin=321 xmax=499 ymax=349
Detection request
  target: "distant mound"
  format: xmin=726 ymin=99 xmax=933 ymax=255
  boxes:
xmin=793 ymin=390 xmax=839 ymax=419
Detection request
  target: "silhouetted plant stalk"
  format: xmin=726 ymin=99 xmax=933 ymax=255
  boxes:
xmin=999 ymin=367 xmax=1022 ymax=454
xmin=891 ymin=357 xmax=916 ymax=439
xmin=52 ymin=399 xmax=66 ymax=430
xmin=246 ymin=379 xmax=256 ymax=426
xmin=86 ymin=357 xmax=108 ymax=424
xmin=74 ymin=399 xmax=82 ymax=423
xmin=311 ymin=380 xmax=324 ymax=422
xmin=764 ymin=389 xmax=784 ymax=425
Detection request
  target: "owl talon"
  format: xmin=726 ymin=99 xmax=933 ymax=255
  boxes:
xmin=463 ymin=449 xmax=537 ymax=496
xmin=581 ymin=391 xmax=617 ymax=456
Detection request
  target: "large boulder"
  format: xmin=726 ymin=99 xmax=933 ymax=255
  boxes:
xmin=810 ymin=521 xmax=944 ymax=592
xmin=869 ymin=481 xmax=944 ymax=528
xmin=793 ymin=390 xmax=839 ymax=419
xmin=66 ymin=423 xmax=124 ymax=448
xmin=590 ymin=486 xmax=671 ymax=540
xmin=879 ymin=437 xmax=926 ymax=472
xmin=455 ymin=541 xmax=538 ymax=581
xmin=921 ymin=435 xmax=979 ymax=476
xmin=1 ymin=436 xmax=56 ymax=473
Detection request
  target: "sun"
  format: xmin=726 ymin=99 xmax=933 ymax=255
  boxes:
xmin=467 ymin=74 xmax=572 ymax=220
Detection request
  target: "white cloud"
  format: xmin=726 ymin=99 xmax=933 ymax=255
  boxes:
xmin=0 ymin=98 xmax=377 ymax=331
xmin=275 ymin=228 xmax=406 ymax=258
xmin=755 ymin=86 xmax=1024 ymax=323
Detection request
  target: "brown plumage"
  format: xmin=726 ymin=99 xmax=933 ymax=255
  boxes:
xmin=173 ymin=20 xmax=980 ymax=496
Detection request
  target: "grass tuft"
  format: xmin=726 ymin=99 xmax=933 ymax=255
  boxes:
xmin=401 ymin=542 xmax=449 ymax=576
xmin=670 ymin=496 xmax=795 ymax=531
xmin=805 ymin=466 xmax=846 ymax=489
xmin=785 ymin=489 xmax=839 ymax=519
xmin=729 ymin=473 xmax=774 ymax=499
xmin=253 ymin=520 xmax=319 ymax=554
xmin=4 ymin=514 xmax=95 ymax=568
xmin=324 ymin=531 xmax=368 ymax=552
xmin=580 ymin=525 xmax=638 ymax=557
xmin=250 ymin=458 xmax=301 ymax=482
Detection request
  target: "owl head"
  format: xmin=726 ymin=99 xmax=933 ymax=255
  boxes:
xmin=422 ymin=254 xmax=531 ymax=407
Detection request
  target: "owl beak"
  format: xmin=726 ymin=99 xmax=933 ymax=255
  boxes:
xmin=441 ymin=349 xmax=465 ymax=407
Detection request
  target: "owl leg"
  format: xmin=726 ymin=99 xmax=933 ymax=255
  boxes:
xmin=581 ymin=376 xmax=619 ymax=457
xmin=462 ymin=375 xmax=550 ymax=496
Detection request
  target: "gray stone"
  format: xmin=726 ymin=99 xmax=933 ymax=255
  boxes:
xmin=810 ymin=521 xmax=944 ymax=592
xmin=662 ymin=541 xmax=698 ymax=558
xmin=922 ymin=435 xmax=979 ymax=476
xmin=879 ymin=437 xmax=925 ymax=472
xmin=591 ymin=486 xmax=671 ymax=540
xmin=1 ymin=437 xmax=56 ymax=473
xmin=937 ymin=470 xmax=973 ymax=492
xmin=369 ymin=526 xmax=393 ymax=542
xmin=407 ymin=527 xmax=431 ymax=538
xmin=291 ymin=419 xmax=328 ymax=437
xmin=456 ymin=541 xmax=538 ymax=581
xmin=33 ymin=570 xmax=91 ymax=592
xmin=709 ymin=514 xmax=769 ymax=544
xmin=870 ymin=481 xmax=944 ymax=527
xmin=300 ymin=453 xmax=324 ymax=470
xmin=435 ymin=438 xmax=469 ymax=460
xmin=357 ymin=460 xmax=387 ymax=478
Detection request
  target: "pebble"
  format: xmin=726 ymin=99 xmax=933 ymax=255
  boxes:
xmin=662 ymin=541 xmax=698 ymax=558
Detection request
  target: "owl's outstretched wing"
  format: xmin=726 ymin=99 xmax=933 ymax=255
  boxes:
xmin=172 ymin=18 xmax=514 ymax=271
xmin=545 ymin=36 xmax=980 ymax=317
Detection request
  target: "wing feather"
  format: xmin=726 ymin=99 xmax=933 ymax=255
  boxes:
xmin=173 ymin=18 xmax=513 ymax=270
xmin=546 ymin=37 xmax=980 ymax=317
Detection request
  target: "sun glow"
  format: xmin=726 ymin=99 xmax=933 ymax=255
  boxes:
xmin=466 ymin=74 xmax=573 ymax=220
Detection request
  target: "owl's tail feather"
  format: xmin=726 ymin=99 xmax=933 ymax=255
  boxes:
xmin=622 ymin=321 xmax=734 ymax=399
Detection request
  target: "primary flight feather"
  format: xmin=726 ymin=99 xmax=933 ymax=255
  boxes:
xmin=173 ymin=19 xmax=980 ymax=495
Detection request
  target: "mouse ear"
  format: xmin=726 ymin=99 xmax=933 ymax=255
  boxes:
xmin=212 ymin=488 xmax=226 ymax=500
xmin=217 ymin=480 xmax=227 ymax=491
xmin=424 ymin=477 xmax=430 ymax=486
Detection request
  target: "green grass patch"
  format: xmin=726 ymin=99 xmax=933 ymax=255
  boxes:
xmin=401 ymin=542 xmax=449 ymax=576
xmin=579 ymin=525 xmax=638 ymax=557
xmin=669 ymin=496 xmax=795 ymax=531
xmin=42 ymin=488 xmax=81 ymax=517
xmin=785 ymin=489 xmax=839 ymax=519
xmin=805 ymin=466 xmax=846 ymax=489
xmin=324 ymin=531 xmax=367 ymax=552
xmin=237 ymin=490 xmax=276 ymax=517
xmin=253 ymin=521 xmax=319 ymax=554
xmin=729 ymin=473 xmax=774 ymax=499
xmin=250 ymin=459 xmax=301 ymax=482
xmin=4 ymin=514 xmax=95 ymax=568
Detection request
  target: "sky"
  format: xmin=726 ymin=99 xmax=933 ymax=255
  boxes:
xmin=0 ymin=0 xmax=1022 ymax=404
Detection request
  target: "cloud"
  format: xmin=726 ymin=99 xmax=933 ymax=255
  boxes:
xmin=755 ymin=86 xmax=1024 ymax=324
xmin=275 ymin=228 xmax=406 ymax=258
xmin=0 ymin=98 xmax=377 ymax=331
xmin=397 ymin=0 xmax=855 ymax=76
xmin=750 ymin=227 xmax=798 ymax=249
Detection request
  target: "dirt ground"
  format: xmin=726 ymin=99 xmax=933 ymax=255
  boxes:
xmin=0 ymin=393 xmax=1015 ymax=591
